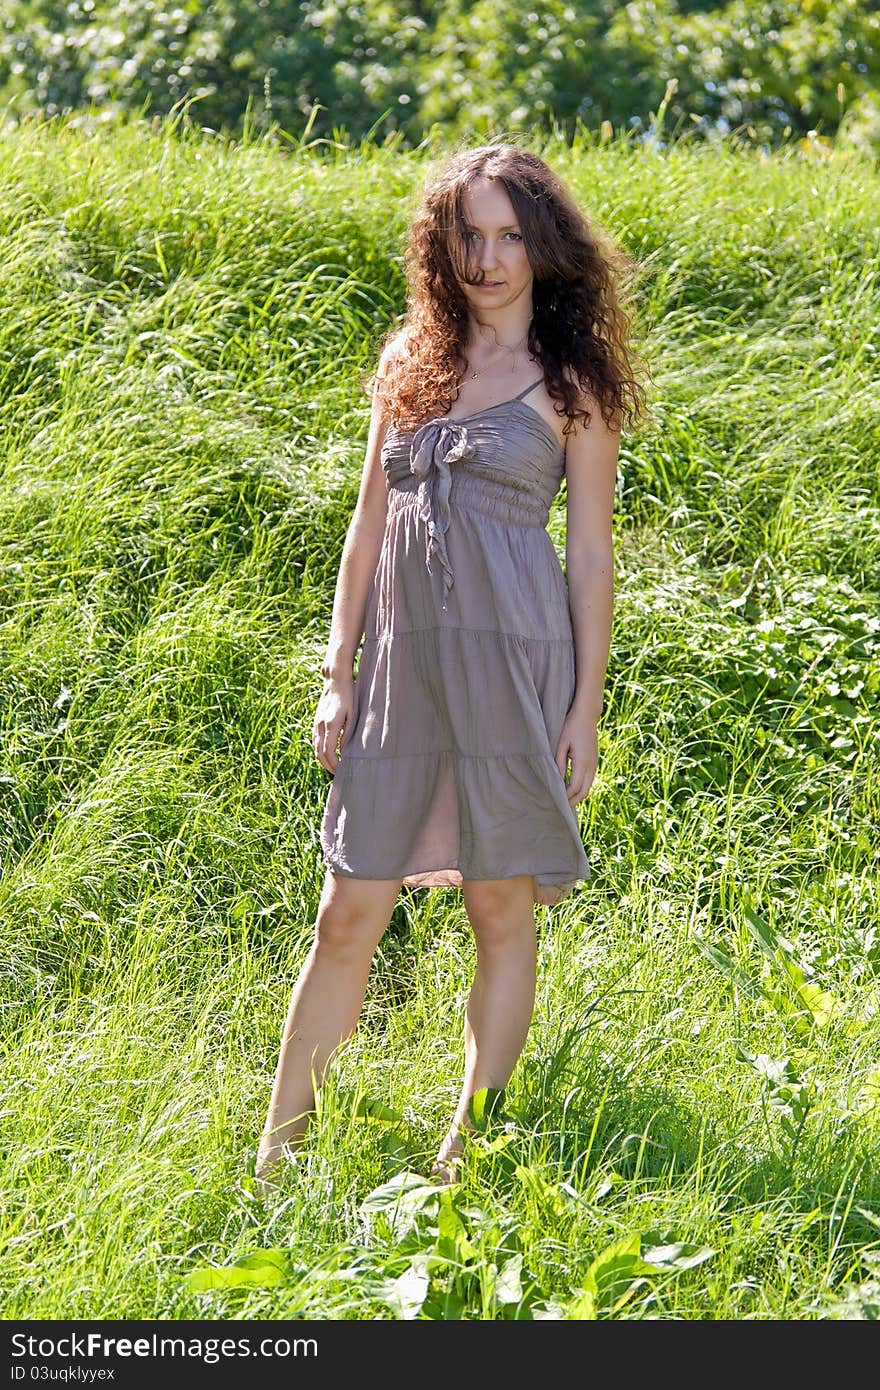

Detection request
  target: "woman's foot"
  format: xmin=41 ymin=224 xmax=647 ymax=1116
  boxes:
xmin=430 ymin=1122 xmax=472 ymax=1184
xmin=254 ymin=1110 xmax=311 ymax=1196
xmin=254 ymin=1138 xmax=293 ymax=1197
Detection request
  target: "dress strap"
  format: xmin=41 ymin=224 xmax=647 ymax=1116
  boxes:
xmin=511 ymin=375 xmax=544 ymax=402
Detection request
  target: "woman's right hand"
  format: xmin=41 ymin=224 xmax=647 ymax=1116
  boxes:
xmin=312 ymin=672 xmax=355 ymax=774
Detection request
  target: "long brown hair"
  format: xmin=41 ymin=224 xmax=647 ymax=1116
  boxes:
xmin=365 ymin=142 xmax=650 ymax=437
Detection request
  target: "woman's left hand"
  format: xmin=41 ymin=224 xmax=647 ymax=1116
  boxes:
xmin=554 ymin=709 xmax=599 ymax=806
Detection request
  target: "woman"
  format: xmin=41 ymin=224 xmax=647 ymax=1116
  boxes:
xmin=256 ymin=141 xmax=647 ymax=1191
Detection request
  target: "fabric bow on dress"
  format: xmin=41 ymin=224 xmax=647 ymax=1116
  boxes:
xmin=409 ymin=418 xmax=475 ymax=611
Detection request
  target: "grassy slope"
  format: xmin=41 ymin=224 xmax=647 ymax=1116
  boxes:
xmin=0 ymin=113 xmax=878 ymax=1320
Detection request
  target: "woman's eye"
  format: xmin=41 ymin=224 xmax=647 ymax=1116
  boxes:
xmin=466 ymin=231 xmax=521 ymax=241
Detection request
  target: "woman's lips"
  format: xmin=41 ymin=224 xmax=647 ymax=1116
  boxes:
xmin=477 ymin=281 xmax=504 ymax=290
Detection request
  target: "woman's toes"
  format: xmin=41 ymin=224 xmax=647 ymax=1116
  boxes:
xmin=430 ymin=1126 xmax=466 ymax=1184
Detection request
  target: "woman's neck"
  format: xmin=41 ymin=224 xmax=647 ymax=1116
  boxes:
xmin=467 ymin=306 xmax=533 ymax=359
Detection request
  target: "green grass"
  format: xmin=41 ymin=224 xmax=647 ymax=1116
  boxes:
xmin=1 ymin=110 xmax=878 ymax=1320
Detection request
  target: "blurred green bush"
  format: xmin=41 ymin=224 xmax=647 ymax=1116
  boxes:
xmin=1 ymin=1 xmax=878 ymax=151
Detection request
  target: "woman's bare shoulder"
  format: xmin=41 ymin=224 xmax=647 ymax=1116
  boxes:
xmin=369 ymin=329 xmax=410 ymax=429
xmin=377 ymin=325 xmax=412 ymax=374
xmin=560 ymin=364 xmax=619 ymax=436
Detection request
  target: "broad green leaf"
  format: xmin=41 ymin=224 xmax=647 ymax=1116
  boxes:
xmin=377 ymin=1127 xmax=410 ymax=1160
xmin=386 ymin=1256 xmax=430 ymax=1320
xmin=494 ymin=1253 xmax=524 ymax=1305
xmin=421 ymin=1286 xmax=468 ymax=1320
xmin=737 ymin=1048 xmax=799 ymax=1089
xmin=610 ymin=1278 xmax=652 ymax=1314
xmin=744 ymin=909 xmax=844 ymax=1028
xmin=641 ymin=1241 xmax=715 ymax=1271
xmin=468 ymin=1086 xmax=506 ymax=1131
xmin=584 ymin=1233 xmax=655 ymax=1312
xmin=564 ymin=1288 xmax=597 ymax=1320
xmin=795 ymin=978 xmax=845 ymax=1027
xmin=532 ymin=1301 xmax=566 ymax=1320
xmin=235 ymin=1249 xmax=289 ymax=1270
xmin=354 ymin=1097 xmax=404 ymax=1125
xmin=743 ymin=907 xmax=779 ymax=957
xmin=436 ymin=1191 xmax=475 ymax=1263
xmin=360 ymin=1170 xmax=440 ymax=1213
xmin=779 ymin=955 xmax=808 ymax=989
xmin=185 ymin=1248 xmax=288 ymax=1292
xmin=476 ymin=1131 xmax=518 ymax=1155
xmin=360 ymin=1171 xmax=440 ymax=1236
xmin=737 ymin=1049 xmax=813 ymax=1126
xmin=774 ymin=954 xmax=845 ymax=1027
xmin=742 ymin=1050 xmax=810 ymax=1101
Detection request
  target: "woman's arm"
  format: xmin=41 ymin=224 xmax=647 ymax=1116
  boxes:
xmin=320 ymin=425 xmax=391 ymax=681
xmin=313 ymin=345 xmax=396 ymax=773
xmin=564 ymin=399 xmax=618 ymax=718
xmin=554 ymin=394 xmax=620 ymax=802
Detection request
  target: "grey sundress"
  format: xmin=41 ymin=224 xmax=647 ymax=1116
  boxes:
xmin=320 ymin=375 xmax=591 ymax=907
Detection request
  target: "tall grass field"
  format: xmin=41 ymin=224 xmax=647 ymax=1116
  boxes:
xmin=0 ymin=112 xmax=878 ymax=1320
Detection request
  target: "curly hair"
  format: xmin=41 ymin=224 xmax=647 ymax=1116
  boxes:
xmin=364 ymin=142 xmax=650 ymax=438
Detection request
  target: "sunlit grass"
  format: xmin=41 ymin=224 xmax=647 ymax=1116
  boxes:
xmin=0 ymin=108 xmax=878 ymax=1319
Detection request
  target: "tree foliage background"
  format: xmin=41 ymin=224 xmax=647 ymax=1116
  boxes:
xmin=1 ymin=1 xmax=879 ymax=151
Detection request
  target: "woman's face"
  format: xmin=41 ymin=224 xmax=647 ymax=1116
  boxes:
xmin=456 ymin=177 xmax=533 ymax=314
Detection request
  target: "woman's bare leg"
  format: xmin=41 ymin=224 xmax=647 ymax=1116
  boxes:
xmin=433 ymin=874 xmax=537 ymax=1180
xmin=255 ymin=869 xmax=402 ymax=1189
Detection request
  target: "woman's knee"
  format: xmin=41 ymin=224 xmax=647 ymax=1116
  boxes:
xmin=462 ymin=876 xmax=536 ymax=948
xmin=313 ymin=872 xmax=401 ymax=957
